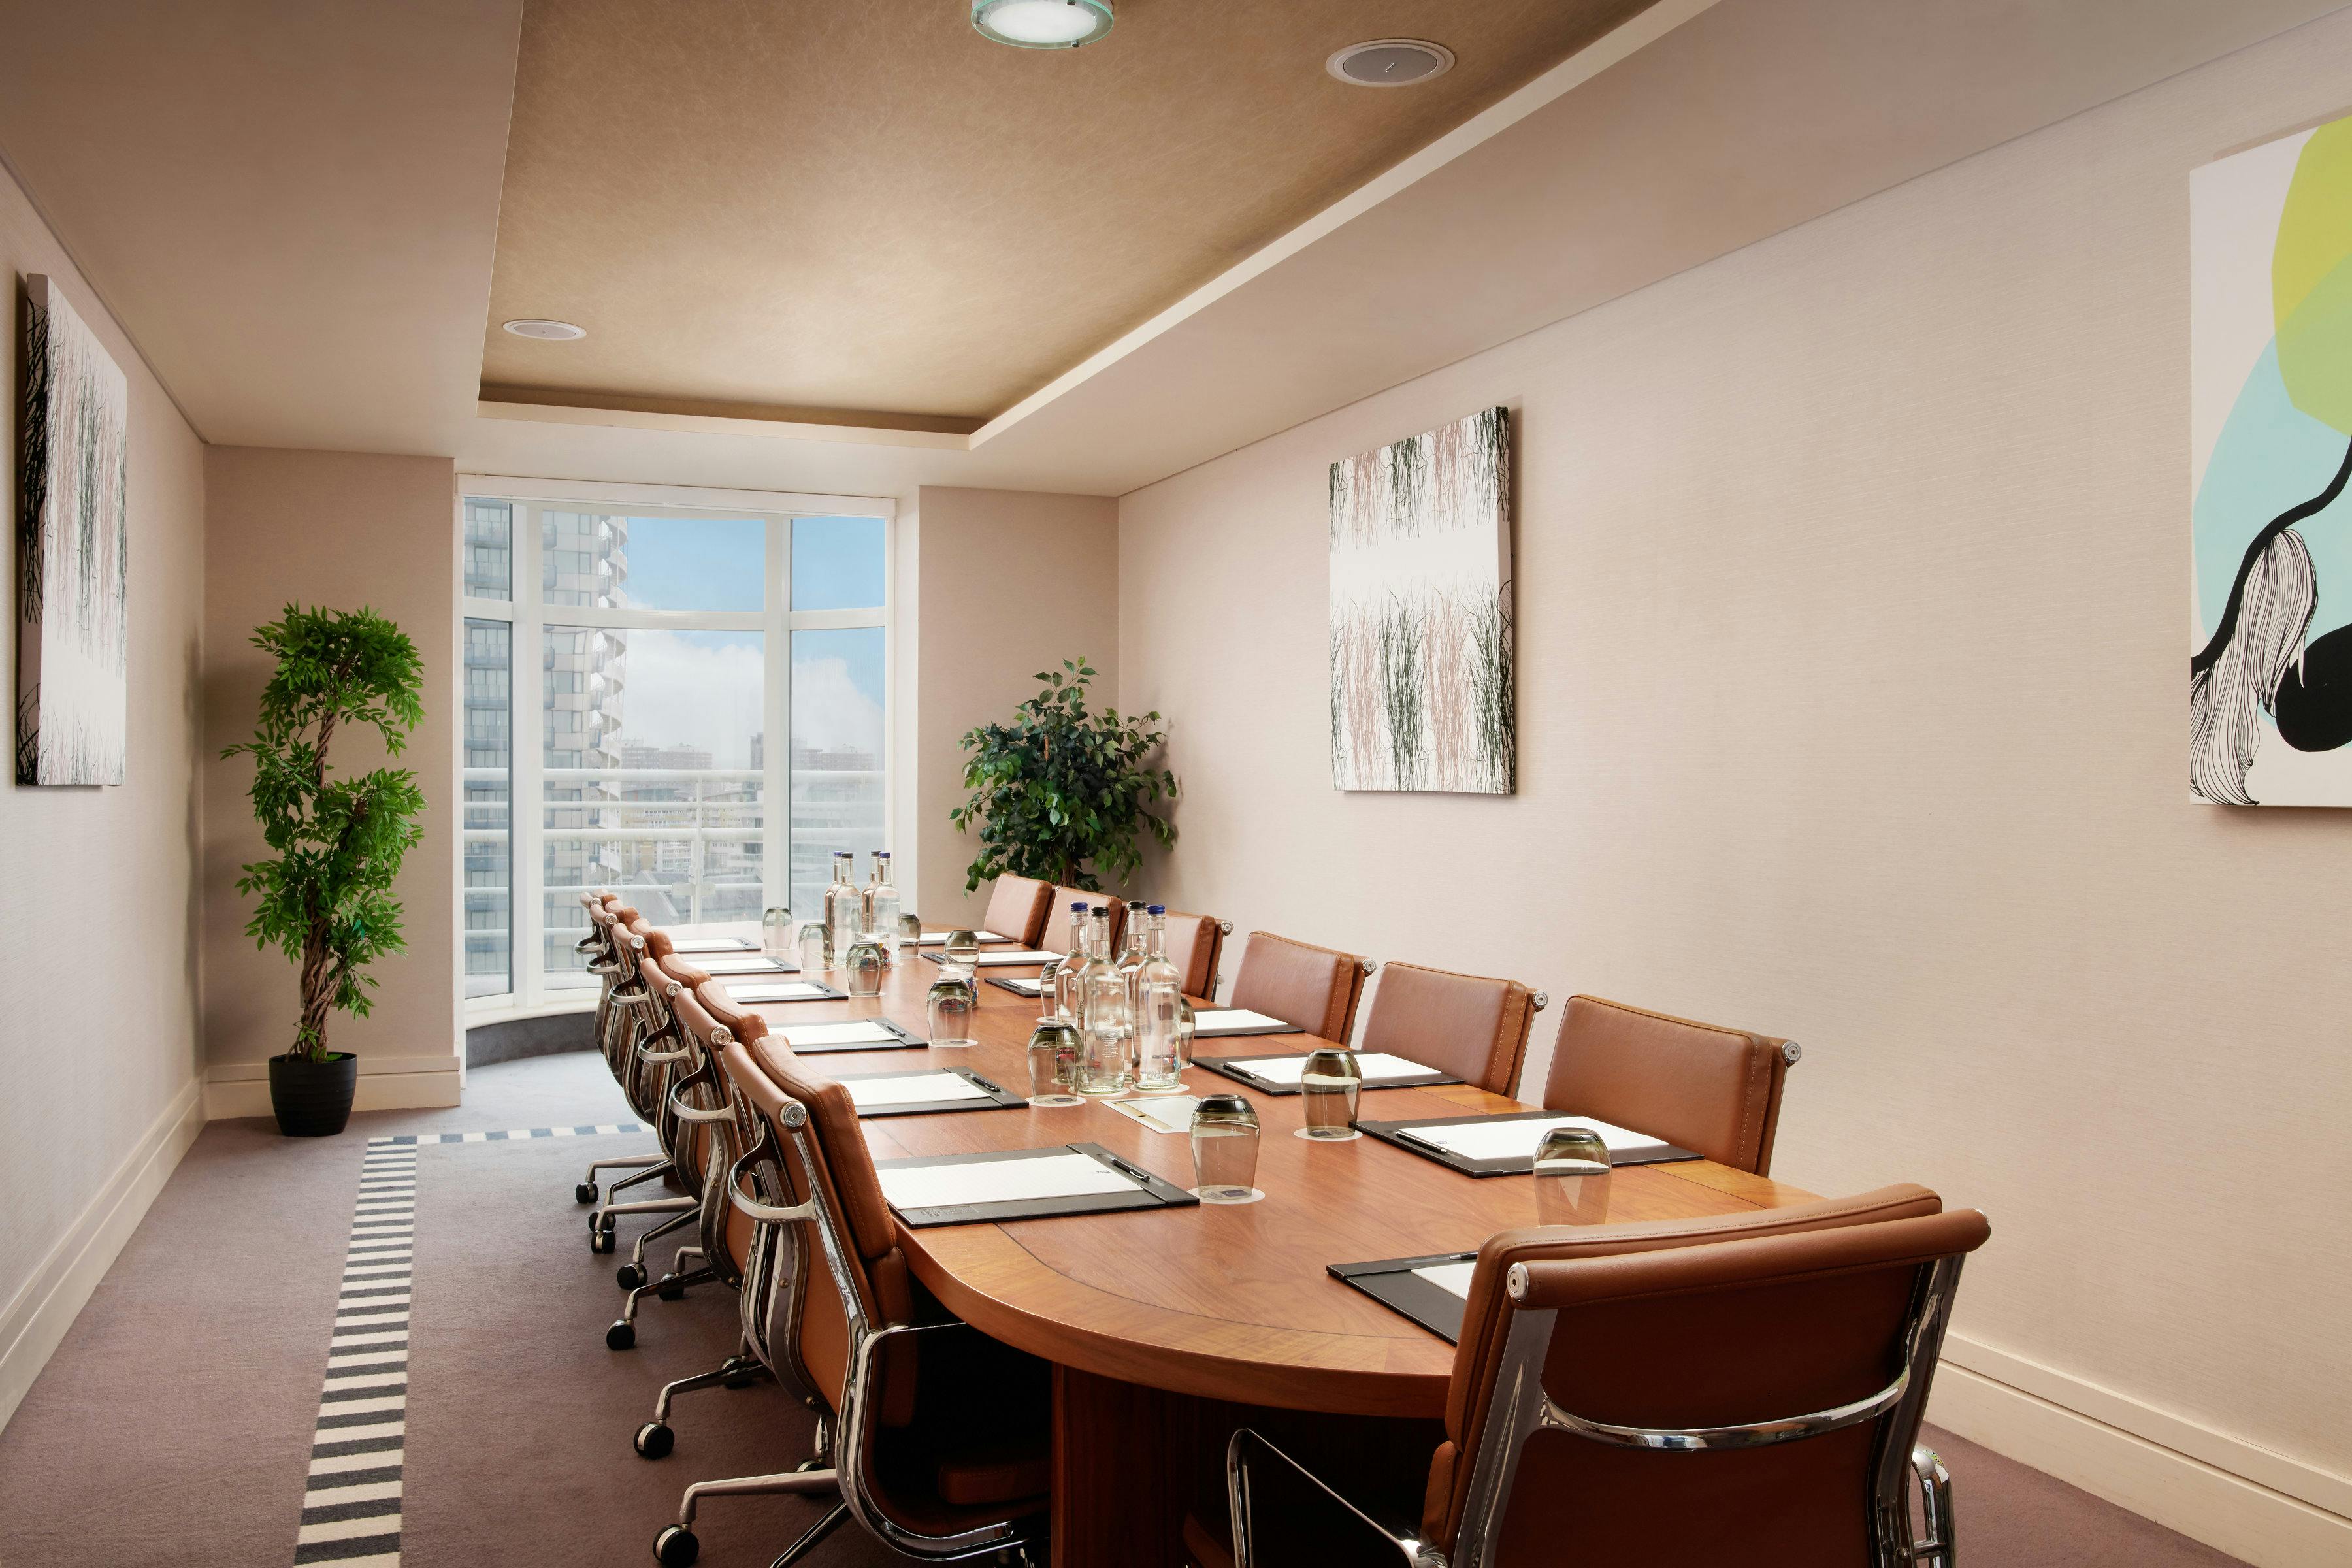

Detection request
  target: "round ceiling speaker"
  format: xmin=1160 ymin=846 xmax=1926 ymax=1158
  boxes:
xmin=502 ymin=319 xmax=587 ymax=340
xmin=1326 ymin=39 xmax=1455 ymax=88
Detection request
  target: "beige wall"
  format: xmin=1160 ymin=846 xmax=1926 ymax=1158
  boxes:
xmin=202 ymin=449 xmax=457 ymax=1106
xmin=1119 ymin=18 xmax=2352 ymax=1561
xmin=913 ymin=487 xmax=1118 ymax=928
xmin=0 ymin=162 xmax=206 ymax=1415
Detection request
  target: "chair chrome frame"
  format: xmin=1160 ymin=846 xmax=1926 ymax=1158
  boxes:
xmin=1224 ymin=1429 xmax=1435 ymax=1567
xmin=1229 ymin=1254 xmax=1965 ymax=1568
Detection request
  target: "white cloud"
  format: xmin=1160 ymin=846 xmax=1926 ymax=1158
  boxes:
xmin=609 ymin=632 xmax=764 ymax=768
xmin=792 ymin=654 xmax=883 ymax=755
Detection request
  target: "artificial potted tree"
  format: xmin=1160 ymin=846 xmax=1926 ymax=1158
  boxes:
xmin=223 ymin=604 xmax=425 ymax=1136
xmin=953 ymin=657 xmax=1177 ymax=892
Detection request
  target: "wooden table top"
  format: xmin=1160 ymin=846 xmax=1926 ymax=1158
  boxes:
xmin=698 ymin=933 xmax=1818 ymax=1418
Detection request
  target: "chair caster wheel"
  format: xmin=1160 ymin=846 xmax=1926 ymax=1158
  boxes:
xmin=617 ymin=1262 xmax=647 ymax=1290
xmin=607 ymin=1320 xmax=636 ymax=1351
xmin=634 ymin=1421 xmax=674 ymax=1460
xmin=591 ymin=1228 xmax=615 ymax=1255
xmin=576 ymin=1182 xmax=598 ymax=1205
xmin=653 ymin=1524 xmax=699 ymax=1566
xmin=655 ymin=1275 xmax=687 ymax=1301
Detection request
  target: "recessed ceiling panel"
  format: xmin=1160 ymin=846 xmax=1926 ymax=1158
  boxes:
xmin=483 ymin=0 xmax=1656 ymax=425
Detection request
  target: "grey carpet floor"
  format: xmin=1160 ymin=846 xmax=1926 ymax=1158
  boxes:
xmin=0 ymin=1051 xmax=2249 ymax=1567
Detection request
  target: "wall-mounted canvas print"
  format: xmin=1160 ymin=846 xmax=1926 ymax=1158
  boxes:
xmin=1328 ymin=406 xmax=1513 ymax=794
xmin=2189 ymin=117 xmax=2352 ymax=805
xmin=16 ymin=275 xmax=129 ymax=787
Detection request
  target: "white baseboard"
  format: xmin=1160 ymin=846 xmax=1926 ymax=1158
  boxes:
xmin=1931 ymin=1335 xmax=2352 ymax=1567
xmin=0 ymin=1075 xmax=204 ymax=1432
xmin=202 ymin=1053 xmax=463 ymax=1119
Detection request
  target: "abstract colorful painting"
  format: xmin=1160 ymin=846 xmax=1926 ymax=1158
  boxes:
xmin=16 ymin=274 xmax=129 ymax=785
xmin=2190 ymin=118 xmax=2352 ymax=805
xmin=1328 ymin=406 xmax=1514 ymax=794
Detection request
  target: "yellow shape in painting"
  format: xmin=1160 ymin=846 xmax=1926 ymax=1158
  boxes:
xmin=2274 ymin=118 xmax=2352 ymax=434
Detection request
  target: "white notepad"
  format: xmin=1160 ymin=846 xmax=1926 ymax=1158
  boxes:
xmin=667 ymin=936 xmax=755 ymax=953
xmin=879 ymin=1151 xmax=1136 ymax=1212
xmin=727 ymin=981 xmax=834 ymax=1003
xmin=1107 ymin=1096 xmax=1201 ymax=1134
xmin=954 ymin=949 xmax=1056 ymax=966
xmin=1401 ymin=1115 xmax=1665 ymax=1162
xmin=840 ymin=1072 xmax=994 ymax=1109
xmin=780 ymin=1021 xmax=905 ymax=1049
xmin=915 ymin=930 xmax=1017 ymax=945
xmin=696 ymin=956 xmax=794 ymax=975
xmin=1412 ymin=1260 xmax=1478 ymax=1301
xmin=1192 ymin=1008 xmax=1301 ymax=1034
xmin=1224 ymin=1052 xmax=1436 ymax=1085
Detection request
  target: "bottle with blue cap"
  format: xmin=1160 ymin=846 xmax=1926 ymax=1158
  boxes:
xmin=1132 ymin=904 xmax=1186 ymax=1093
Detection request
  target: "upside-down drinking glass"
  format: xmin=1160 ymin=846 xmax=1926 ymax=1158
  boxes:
xmin=797 ymin=917 xmax=830 ymax=975
xmin=841 ymin=934 xmax=887 ymax=997
xmin=1298 ymin=1048 xmax=1362 ymax=1139
xmin=1533 ymin=1125 xmax=1612 ymax=1226
xmin=1189 ymin=1094 xmax=1262 ymax=1203
xmin=926 ymin=972 xmax=978 ymax=1047
xmin=762 ymin=907 xmax=793 ymax=958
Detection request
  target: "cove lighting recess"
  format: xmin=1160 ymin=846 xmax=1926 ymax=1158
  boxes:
xmin=972 ymin=0 xmax=1113 ymax=50
xmin=502 ymin=318 xmax=587 ymax=340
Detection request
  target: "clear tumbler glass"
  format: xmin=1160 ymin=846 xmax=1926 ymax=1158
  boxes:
xmin=1189 ymin=1094 xmax=1262 ymax=1204
xmin=1533 ymin=1125 xmax=1612 ymax=1226
xmin=1297 ymin=1049 xmax=1362 ymax=1140
xmin=762 ymin=906 xmax=793 ymax=958
xmin=926 ymin=972 xmax=977 ymax=1047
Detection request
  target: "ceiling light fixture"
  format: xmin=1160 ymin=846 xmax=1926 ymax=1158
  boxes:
xmin=1326 ymin=39 xmax=1455 ymax=88
xmin=502 ymin=318 xmax=587 ymax=340
xmin=972 ymin=0 xmax=1113 ymax=50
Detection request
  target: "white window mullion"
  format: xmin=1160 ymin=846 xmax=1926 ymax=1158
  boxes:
xmin=513 ymin=501 xmax=547 ymax=1008
xmin=764 ymin=514 xmax=790 ymax=917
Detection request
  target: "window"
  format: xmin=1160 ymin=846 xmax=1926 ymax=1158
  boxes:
xmin=459 ymin=483 xmax=892 ymax=1011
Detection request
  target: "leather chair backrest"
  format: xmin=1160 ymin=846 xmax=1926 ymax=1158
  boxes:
xmin=1357 ymin=962 xmax=1537 ymax=1095
xmin=721 ymin=1040 xmax=920 ymax=1428
xmin=1040 ymin=888 xmax=1125 ymax=955
xmin=1160 ymin=911 xmax=1224 ymax=1000
xmin=672 ymin=981 xmax=763 ymax=1276
xmin=1228 ymin=932 xmax=1371 ymax=1042
xmin=1426 ymin=1188 xmax=1985 ymax=1563
xmin=981 ymin=875 xmax=1055 ymax=947
xmin=1542 ymin=995 xmax=1797 ymax=1175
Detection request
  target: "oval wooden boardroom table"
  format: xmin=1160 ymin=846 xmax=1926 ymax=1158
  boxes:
xmin=717 ymin=936 xmax=1819 ymax=1567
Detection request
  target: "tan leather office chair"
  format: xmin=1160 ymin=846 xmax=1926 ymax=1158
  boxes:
xmin=587 ymin=938 xmax=707 ymax=1281
xmin=1228 ymin=932 xmax=1373 ymax=1042
xmin=576 ymin=898 xmax=666 ymax=1209
xmin=1041 ymin=887 xmax=1125 ymax=955
xmin=1356 ymin=962 xmax=1543 ymax=1095
xmin=653 ymin=1039 xmax=1053 ymax=1567
xmin=1213 ymin=1185 xmax=1985 ymax=1568
xmin=1162 ymin=911 xmax=1231 ymax=1000
xmin=1541 ymin=996 xmax=1801 ymax=1175
xmin=979 ymin=874 xmax=1054 ymax=947
xmin=628 ymin=982 xmax=783 ymax=1458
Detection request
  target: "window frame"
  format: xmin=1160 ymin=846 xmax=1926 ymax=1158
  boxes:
xmin=457 ymin=475 xmax=898 ymax=1016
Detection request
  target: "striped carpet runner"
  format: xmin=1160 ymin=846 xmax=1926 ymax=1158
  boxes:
xmin=289 ymin=1122 xmax=651 ymax=1564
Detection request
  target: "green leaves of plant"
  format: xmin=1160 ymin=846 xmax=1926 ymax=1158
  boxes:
xmin=222 ymin=604 xmax=426 ymax=1060
xmin=953 ymin=657 xmax=1177 ymax=892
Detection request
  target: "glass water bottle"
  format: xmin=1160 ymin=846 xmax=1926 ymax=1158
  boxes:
xmin=868 ymin=849 xmax=901 ymax=964
xmin=1132 ymin=906 xmax=1186 ymax=1094
xmin=825 ymin=851 xmax=862 ymax=970
xmin=1053 ymin=901 xmax=1092 ymax=1024
xmin=1076 ymin=907 xmax=1133 ymax=1095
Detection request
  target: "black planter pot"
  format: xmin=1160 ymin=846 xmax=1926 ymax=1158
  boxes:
xmin=269 ymin=1051 xmax=359 ymax=1137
